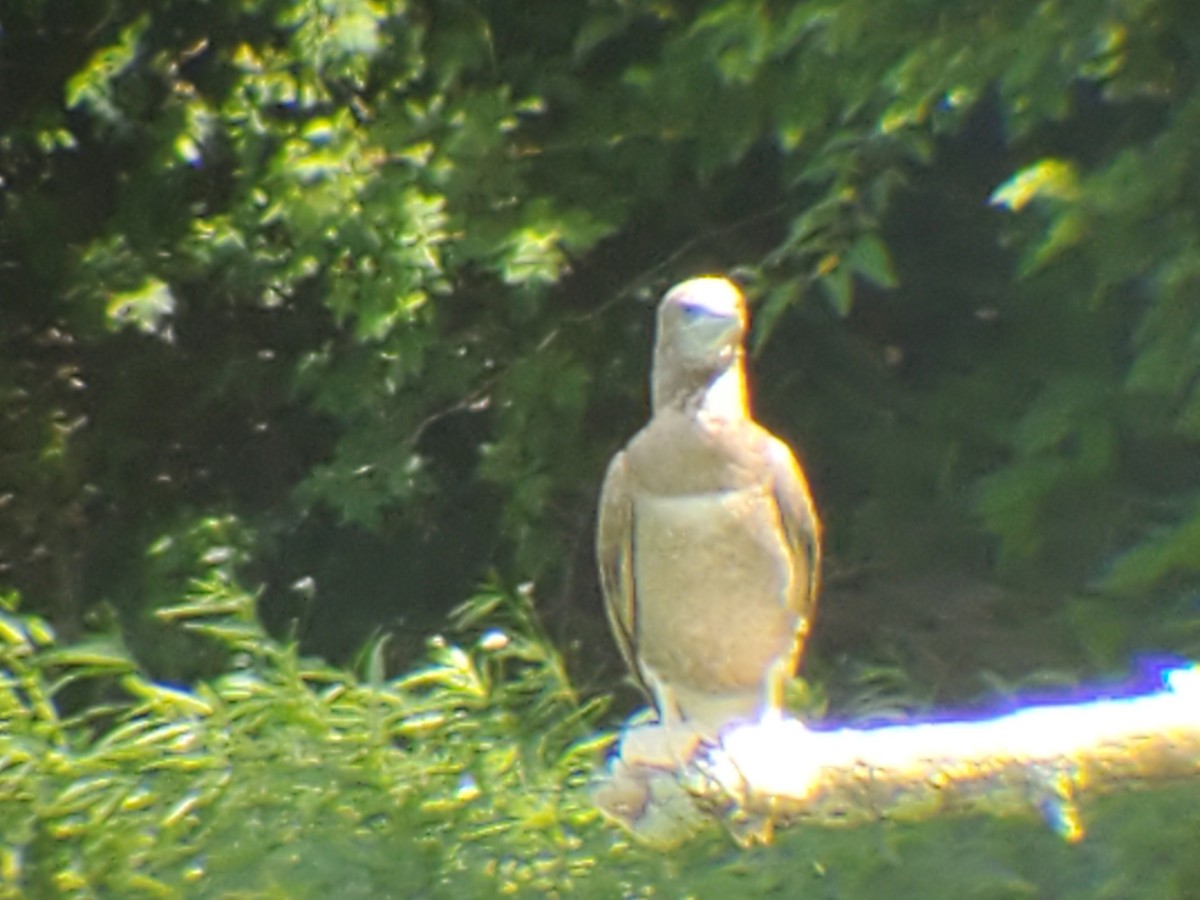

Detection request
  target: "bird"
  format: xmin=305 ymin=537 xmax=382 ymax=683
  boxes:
xmin=596 ymin=275 xmax=821 ymax=768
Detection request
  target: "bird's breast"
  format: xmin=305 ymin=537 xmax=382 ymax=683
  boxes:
xmin=632 ymin=487 xmax=798 ymax=694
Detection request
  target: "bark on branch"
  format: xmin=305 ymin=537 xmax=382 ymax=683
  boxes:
xmin=595 ymin=663 xmax=1200 ymax=847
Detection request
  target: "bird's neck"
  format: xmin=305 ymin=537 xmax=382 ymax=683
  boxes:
xmin=653 ymin=357 xmax=749 ymax=422
xmin=697 ymin=362 xmax=749 ymax=421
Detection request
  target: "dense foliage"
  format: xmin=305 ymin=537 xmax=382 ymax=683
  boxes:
xmin=3 ymin=0 xmax=1200 ymax=891
xmin=3 ymin=571 xmax=1200 ymax=898
xmin=4 ymin=0 xmax=1200 ymax=671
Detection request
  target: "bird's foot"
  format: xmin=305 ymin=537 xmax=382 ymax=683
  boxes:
xmin=593 ymin=754 xmax=710 ymax=848
xmin=591 ymin=716 xmax=717 ymax=846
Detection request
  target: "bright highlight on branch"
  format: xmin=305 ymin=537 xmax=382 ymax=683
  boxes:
xmin=596 ymin=662 xmax=1200 ymax=847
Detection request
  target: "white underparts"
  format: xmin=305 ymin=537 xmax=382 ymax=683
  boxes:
xmin=697 ymin=364 xmax=748 ymax=422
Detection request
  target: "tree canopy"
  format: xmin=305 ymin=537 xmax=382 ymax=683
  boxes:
xmin=4 ymin=0 xmax=1200 ymax=894
xmin=2 ymin=0 xmax=1199 ymax=687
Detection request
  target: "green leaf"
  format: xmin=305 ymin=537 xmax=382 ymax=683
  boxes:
xmin=38 ymin=639 xmax=136 ymax=672
xmin=820 ymin=264 xmax=852 ymax=316
xmin=989 ymin=158 xmax=1080 ymax=212
xmin=64 ymin=18 xmax=145 ymax=120
xmin=106 ymin=278 xmax=176 ymax=337
xmin=121 ymin=675 xmax=215 ymax=717
xmin=750 ymin=276 xmax=803 ymax=354
xmin=845 ymin=233 xmax=898 ymax=288
xmin=331 ymin=11 xmax=381 ymax=59
xmin=1100 ymin=496 xmax=1200 ymax=596
xmin=1020 ymin=209 xmax=1088 ymax=275
xmin=500 ymin=227 xmax=566 ymax=286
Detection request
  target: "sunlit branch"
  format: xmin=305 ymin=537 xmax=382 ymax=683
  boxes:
xmin=596 ymin=662 xmax=1200 ymax=847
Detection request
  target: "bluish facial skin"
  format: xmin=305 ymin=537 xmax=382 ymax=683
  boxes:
xmin=659 ymin=280 xmax=746 ymax=369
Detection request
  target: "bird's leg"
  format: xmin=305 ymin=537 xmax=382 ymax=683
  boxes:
xmin=650 ymin=676 xmax=712 ymax=765
xmin=594 ymin=683 xmax=713 ymax=845
xmin=762 ymin=659 xmax=792 ymax=720
xmin=612 ymin=675 xmax=708 ymax=770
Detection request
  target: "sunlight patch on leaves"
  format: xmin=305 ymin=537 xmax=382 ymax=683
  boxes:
xmin=105 ymin=278 xmax=176 ymax=337
xmin=64 ymin=17 xmax=146 ymax=125
xmin=990 ymin=159 xmax=1080 ymax=212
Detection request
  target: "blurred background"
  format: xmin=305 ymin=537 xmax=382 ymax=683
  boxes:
xmin=3 ymin=0 xmax=1199 ymax=719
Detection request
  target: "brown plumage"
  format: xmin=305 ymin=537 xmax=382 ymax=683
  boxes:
xmin=597 ymin=276 xmax=821 ymax=745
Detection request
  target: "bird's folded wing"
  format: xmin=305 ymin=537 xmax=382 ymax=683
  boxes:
xmin=765 ymin=436 xmax=821 ymax=624
xmin=597 ymin=449 xmax=642 ymax=689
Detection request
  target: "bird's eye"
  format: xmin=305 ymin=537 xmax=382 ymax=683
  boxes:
xmin=678 ymin=302 xmax=707 ymax=319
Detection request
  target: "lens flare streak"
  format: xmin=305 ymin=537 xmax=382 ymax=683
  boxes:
xmin=686 ymin=664 xmax=1200 ymax=841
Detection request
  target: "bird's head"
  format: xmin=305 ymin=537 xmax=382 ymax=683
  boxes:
xmin=652 ymin=277 xmax=749 ymax=414
xmin=657 ymin=277 xmax=747 ymax=368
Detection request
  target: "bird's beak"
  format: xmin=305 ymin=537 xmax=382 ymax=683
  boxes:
xmin=681 ymin=306 xmax=742 ymax=359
